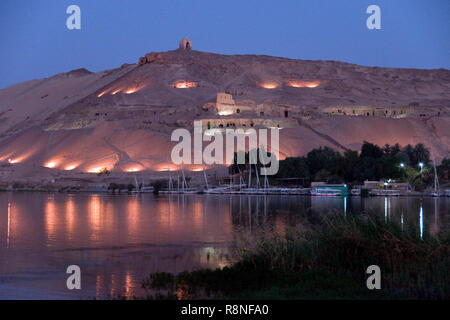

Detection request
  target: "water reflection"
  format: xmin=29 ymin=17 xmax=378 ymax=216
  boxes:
xmin=65 ymin=196 xmax=75 ymax=242
xmin=401 ymin=213 xmax=404 ymax=231
xmin=385 ymin=197 xmax=388 ymax=222
xmin=89 ymin=194 xmax=101 ymax=237
xmin=344 ymin=196 xmax=347 ymax=216
xmin=0 ymin=193 xmax=448 ymax=299
xmin=7 ymin=201 xmax=11 ymax=249
xmin=419 ymin=204 xmax=424 ymax=239
xmin=45 ymin=195 xmax=57 ymax=246
xmin=126 ymin=195 xmax=140 ymax=235
xmin=431 ymin=198 xmax=440 ymax=236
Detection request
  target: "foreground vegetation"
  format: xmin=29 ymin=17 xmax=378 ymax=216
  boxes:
xmin=142 ymin=214 xmax=449 ymax=300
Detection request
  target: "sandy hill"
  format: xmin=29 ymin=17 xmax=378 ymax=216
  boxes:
xmin=0 ymin=46 xmax=449 ymax=187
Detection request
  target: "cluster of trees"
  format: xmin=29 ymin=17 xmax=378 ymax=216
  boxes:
xmin=277 ymin=142 xmax=434 ymax=184
xmin=230 ymin=142 xmax=449 ymax=187
xmin=108 ymin=183 xmax=136 ymax=193
xmin=436 ymin=158 xmax=450 ymax=183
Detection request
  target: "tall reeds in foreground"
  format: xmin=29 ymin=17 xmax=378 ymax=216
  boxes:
xmin=143 ymin=214 xmax=449 ymax=299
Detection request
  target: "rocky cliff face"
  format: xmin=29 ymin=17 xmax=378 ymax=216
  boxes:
xmin=0 ymin=48 xmax=448 ymax=183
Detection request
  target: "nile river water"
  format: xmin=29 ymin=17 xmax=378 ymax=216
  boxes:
xmin=0 ymin=192 xmax=448 ymax=299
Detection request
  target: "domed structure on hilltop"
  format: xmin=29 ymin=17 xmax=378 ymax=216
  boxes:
xmin=179 ymin=37 xmax=192 ymax=50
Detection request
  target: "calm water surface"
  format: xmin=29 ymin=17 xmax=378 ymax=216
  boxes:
xmin=0 ymin=192 xmax=448 ymax=299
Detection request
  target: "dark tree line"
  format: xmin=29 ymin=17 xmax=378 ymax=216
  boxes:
xmin=228 ymin=142 xmax=448 ymax=187
xmin=275 ymin=142 xmax=435 ymax=184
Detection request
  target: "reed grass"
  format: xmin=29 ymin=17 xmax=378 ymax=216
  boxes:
xmin=143 ymin=214 xmax=449 ymax=299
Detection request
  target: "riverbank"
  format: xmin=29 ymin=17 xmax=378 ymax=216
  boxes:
xmin=0 ymin=184 xmax=447 ymax=198
xmin=142 ymin=214 xmax=449 ymax=300
xmin=1 ymin=161 xmax=448 ymax=196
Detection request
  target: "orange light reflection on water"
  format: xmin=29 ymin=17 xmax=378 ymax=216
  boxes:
xmin=127 ymin=196 xmax=140 ymax=235
xmin=44 ymin=196 xmax=57 ymax=245
xmin=65 ymin=196 xmax=75 ymax=241
xmin=88 ymin=195 xmax=101 ymax=237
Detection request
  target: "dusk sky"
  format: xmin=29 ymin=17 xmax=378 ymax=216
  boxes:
xmin=0 ymin=0 xmax=449 ymax=89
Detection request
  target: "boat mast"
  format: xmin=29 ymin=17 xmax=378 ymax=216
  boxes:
xmin=203 ymin=170 xmax=209 ymax=190
xmin=181 ymin=169 xmax=187 ymax=191
xmin=237 ymin=165 xmax=243 ymax=190
xmin=431 ymin=149 xmax=440 ymax=192
xmin=168 ymin=172 xmax=173 ymax=191
xmin=264 ymin=173 xmax=269 ymax=189
xmin=248 ymin=158 xmax=252 ymax=188
xmin=134 ymin=175 xmax=139 ymax=192
xmin=255 ymin=163 xmax=260 ymax=188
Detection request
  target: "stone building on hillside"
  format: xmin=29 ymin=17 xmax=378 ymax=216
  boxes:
xmin=214 ymin=92 xmax=288 ymax=118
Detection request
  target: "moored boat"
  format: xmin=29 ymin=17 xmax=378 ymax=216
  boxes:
xmin=311 ymin=188 xmax=342 ymax=197
xmin=369 ymin=189 xmax=400 ymax=196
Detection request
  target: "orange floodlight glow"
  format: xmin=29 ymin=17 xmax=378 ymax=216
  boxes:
xmin=260 ymin=82 xmax=279 ymax=89
xmin=88 ymin=167 xmax=104 ymax=173
xmin=64 ymin=164 xmax=78 ymax=171
xmin=6 ymin=151 xmax=35 ymax=164
xmin=124 ymin=88 xmax=138 ymax=94
xmin=44 ymin=161 xmax=58 ymax=168
xmin=173 ymin=80 xmax=197 ymax=89
xmin=0 ymin=154 xmax=11 ymax=162
xmin=288 ymin=80 xmax=321 ymax=88
xmin=156 ymin=163 xmax=179 ymax=172
xmin=124 ymin=84 xmax=146 ymax=94
xmin=217 ymin=110 xmax=234 ymax=116
xmin=8 ymin=155 xmax=28 ymax=164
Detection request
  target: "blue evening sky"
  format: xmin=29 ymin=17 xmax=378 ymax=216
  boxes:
xmin=0 ymin=0 xmax=449 ymax=89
